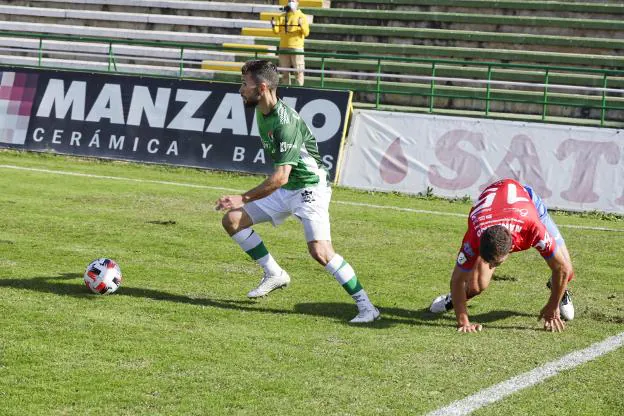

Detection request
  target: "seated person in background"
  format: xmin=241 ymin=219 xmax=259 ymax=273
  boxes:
xmin=429 ymin=178 xmax=575 ymax=333
xmin=271 ymin=0 xmax=310 ymax=86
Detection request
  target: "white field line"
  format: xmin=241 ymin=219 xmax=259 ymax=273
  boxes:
xmin=334 ymin=201 xmax=624 ymax=233
xmin=427 ymin=332 xmax=624 ymax=416
xmin=0 ymin=164 xmax=242 ymax=193
xmin=1 ymin=164 xmax=623 ymax=233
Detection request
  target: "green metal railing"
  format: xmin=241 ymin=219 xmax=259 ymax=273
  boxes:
xmin=1 ymin=30 xmax=623 ymax=127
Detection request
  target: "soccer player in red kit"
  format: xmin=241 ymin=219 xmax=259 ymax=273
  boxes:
xmin=430 ymin=178 xmax=575 ymax=333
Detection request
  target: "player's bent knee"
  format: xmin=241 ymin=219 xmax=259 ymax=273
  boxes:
xmin=564 ymin=265 xmax=575 ymax=282
xmin=308 ymin=247 xmax=326 ymax=264
xmin=309 ymin=251 xmax=324 ymax=264
xmin=222 ymin=211 xmax=242 ymax=233
xmin=307 ymin=241 xmax=334 ymax=266
xmin=221 ymin=213 xmax=234 ymax=231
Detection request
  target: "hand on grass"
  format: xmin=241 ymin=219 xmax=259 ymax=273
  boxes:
xmin=539 ymin=304 xmax=565 ymax=332
xmin=457 ymin=323 xmax=483 ymax=333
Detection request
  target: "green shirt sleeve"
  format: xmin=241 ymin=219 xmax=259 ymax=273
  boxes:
xmin=273 ymin=124 xmax=302 ymax=166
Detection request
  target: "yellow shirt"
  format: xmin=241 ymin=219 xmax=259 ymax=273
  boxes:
xmin=272 ymin=9 xmax=310 ymax=50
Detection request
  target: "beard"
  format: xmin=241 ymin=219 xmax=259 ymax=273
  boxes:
xmin=242 ymin=94 xmax=260 ymax=108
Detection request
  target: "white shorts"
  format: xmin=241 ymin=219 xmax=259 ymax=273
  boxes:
xmin=243 ymin=185 xmax=332 ymax=242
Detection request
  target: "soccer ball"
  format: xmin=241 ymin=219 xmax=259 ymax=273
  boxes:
xmin=83 ymin=258 xmax=123 ymax=295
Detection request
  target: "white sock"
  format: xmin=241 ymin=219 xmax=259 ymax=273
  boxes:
xmin=326 ymin=254 xmax=373 ymax=309
xmin=257 ymin=253 xmax=282 ymax=276
xmin=352 ymin=289 xmax=374 ymax=311
xmin=325 ymin=254 xmax=353 ymax=285
xmin=232 ymin=229 xmax=282 ymax=275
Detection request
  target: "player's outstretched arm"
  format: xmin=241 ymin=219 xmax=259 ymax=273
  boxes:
xmin=215 ymin=165 xmax=292 ymax=211
xmin=451 ymin=265 xmax=482 ymax=333
xmin=539 ymin=249 xmax=573 ymax=332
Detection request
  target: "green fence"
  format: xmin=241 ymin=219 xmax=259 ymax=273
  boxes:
xmin=1 ymin=30 xmax=623 ymax=127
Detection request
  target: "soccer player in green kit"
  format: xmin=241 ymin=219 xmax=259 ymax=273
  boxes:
xmin=215 ymin=60 xmax=380 ymax=323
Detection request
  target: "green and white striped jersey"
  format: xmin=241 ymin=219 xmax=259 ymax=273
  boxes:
xmin=256 ymin=99 xmax=328 ymax=190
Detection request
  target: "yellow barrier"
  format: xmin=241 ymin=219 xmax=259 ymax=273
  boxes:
xmin=259 ymin=12 xmax=280 ymax=21
xmin=221 ymin=43 xmax=275 ymax=52
xmin=278 ymin=0 xmax=325 ymax=7
xmin=201 ymin=61 xmax=244 ymax=72
xmin=241 ymin=28 xmax=280 ymax=38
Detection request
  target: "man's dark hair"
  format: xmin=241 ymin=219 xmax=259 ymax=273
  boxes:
xmin=480 ymin=225 xmax=512 ymax=263
xmin=241 ymin=60 xmax=279 ymax=91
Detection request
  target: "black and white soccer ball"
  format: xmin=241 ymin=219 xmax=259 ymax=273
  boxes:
xmin=83 ymin=258 xmax=123 ymax=295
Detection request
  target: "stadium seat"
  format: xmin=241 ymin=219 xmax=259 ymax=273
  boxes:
xmin=0 ymin=20 xmax=270 ymax=47
xmin=258 ymin=37 xmax=624 ymax=69
xmin=38 ymin=0 xmax=281 ymax=14
xmin=221 ymin=43 xmax=275 ymax=53
xmin=0 ymin=0 xmax=621 ymax=124
xmin=1 ymin=54 xmax=215 ymax=79
xmin=0 ymin=35 xmax=241 ymax=64
xmin=305 ymin=6 xmax=624 ymax=33
xmin=307 ymin=24 xmax=624 ymax=56
xmin=240 ymin=28 xmax=279 ymax=38
xmin=0 ymin=5 xmax=272 ymax=30
xmin=201 ymin=61 xmax=245 ymax=72
xmin=329 ymin=0 xmax=624 ymax=15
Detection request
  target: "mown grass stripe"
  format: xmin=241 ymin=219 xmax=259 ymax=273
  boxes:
xmin=0 ymin=164 xmax=622 ymax=233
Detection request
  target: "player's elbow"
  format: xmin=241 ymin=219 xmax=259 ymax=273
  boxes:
xmin=272 ymin=165 xmax=292 ymax=187
xmin=562 ymin=262 xmax=574 ymax=282
xmin=277 ymin=176 xmax=289 ymax=187
xmin=554 ymin=261 xmax=573 ymax=284
xmin=273 ymin=173 xmax=290 ymax=188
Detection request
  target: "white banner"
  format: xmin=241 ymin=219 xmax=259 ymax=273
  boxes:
xmin=339 ymin=110 xmax=624 ymax=213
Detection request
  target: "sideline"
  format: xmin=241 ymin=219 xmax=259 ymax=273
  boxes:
xmin=426 ymin=332 xmax=624 ymax=416
xmin=1 ymin=164 xmax=623 ymax=233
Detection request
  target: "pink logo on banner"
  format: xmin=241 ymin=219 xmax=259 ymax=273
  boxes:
xmin=0 ymin=71 xmax=38 ymax=145
xmin=380 ymin=137 xmax=408 ymax=184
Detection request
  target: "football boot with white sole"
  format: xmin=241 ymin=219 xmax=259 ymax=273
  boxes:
xmin=547 ymin=280 xmax=574 ymax=321
xmin=247 ymin=270 xmax=291 ymax=298
xmin=430 ymin=293 xmax=454 ymax=313
xmin=350 ymin=306 xmax=380 ymax=323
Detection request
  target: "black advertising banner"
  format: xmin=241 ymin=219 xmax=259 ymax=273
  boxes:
xmin=0 ymin=67 xmax=351 ymax=179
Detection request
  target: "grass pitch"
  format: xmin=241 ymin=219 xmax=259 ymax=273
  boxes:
xmin=0 ymin=150 xmax=622 ymax=415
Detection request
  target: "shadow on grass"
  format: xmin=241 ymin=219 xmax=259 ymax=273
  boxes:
xmin=0 ymin=274 xmax=541 ymax=330
xmin=354 ymin=306 xmax=540 ymax=331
